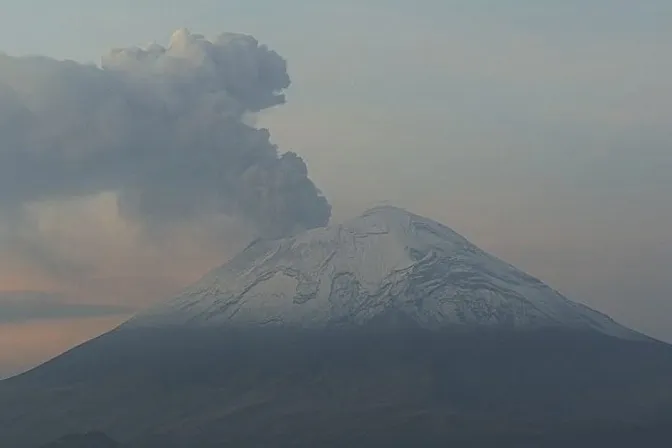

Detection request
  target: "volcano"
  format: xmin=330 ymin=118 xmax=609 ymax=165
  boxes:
xmin=2 ymin=207 xmax=671 ymax=447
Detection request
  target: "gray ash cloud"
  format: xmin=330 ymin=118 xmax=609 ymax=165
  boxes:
xmin=0 ymin=28 xmax=331 ymax=238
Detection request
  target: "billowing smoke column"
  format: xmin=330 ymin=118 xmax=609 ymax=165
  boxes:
xmin=0 ymin=28 xmax=331 ymax=238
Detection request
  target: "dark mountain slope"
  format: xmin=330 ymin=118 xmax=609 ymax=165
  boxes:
xmin=2 ymin=327 xmax=672 ymax=447
xmin=40 ymin=432 xmax=119 ymax=448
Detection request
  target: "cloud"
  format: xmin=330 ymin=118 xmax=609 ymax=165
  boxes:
xmin=0 ymin=28 xmax=330 ymax=239
xmin=0 ymin=28 xmax=331 ymax=305
xmin=0 ymin=291 xmax=133 ymax=324
xmin=0 ymin=192 xmax=242 ymax=308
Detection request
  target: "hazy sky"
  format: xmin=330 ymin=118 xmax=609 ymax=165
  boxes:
xmin=0 ymin=1 xmax=671 ymax=377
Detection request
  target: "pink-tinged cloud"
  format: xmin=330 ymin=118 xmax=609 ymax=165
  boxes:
xmin=0 ymin=315 xmax=130 ymax=379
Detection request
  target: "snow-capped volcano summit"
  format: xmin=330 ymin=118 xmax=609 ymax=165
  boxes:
xmin=126 ymin=206 xmax=634 ymax=337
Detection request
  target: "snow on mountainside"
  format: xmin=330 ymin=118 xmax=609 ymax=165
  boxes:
xmin=125 ymin=206 xmax=636 ymax=338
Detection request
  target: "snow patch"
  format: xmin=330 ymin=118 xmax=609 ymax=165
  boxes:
xmin=125 ymin=206 xmax=637 ymax=339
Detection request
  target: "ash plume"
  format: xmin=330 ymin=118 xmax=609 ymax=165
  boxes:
xmin=0 ymin=28 xmax=331 ymax=238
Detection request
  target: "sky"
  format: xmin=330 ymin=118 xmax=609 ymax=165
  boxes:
xmin=0 ymin=0 xmax=670 ymax=377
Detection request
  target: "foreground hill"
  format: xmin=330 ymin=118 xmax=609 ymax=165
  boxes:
xmin=40 ymin=432 xmax=119 ymax=448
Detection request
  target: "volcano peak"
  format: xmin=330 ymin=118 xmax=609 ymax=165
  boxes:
xmin=125 ymin=207 xmax=635 ymax=339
